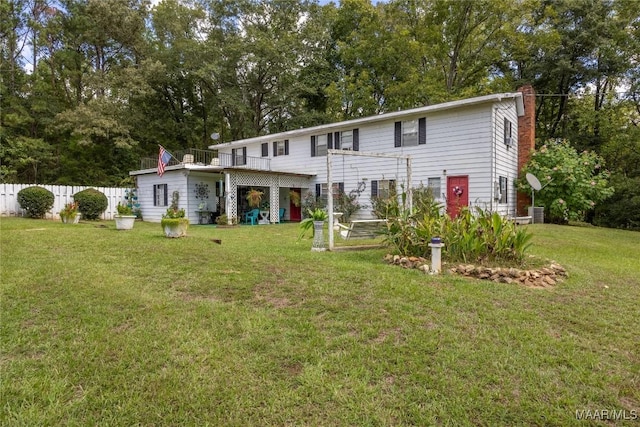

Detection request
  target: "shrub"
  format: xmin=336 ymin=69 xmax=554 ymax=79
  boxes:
xmin=517 ymin=140 xmax=614 ymax=223
xmin=17 ymin=186 xmax=54 ymax=218
xmin=333 ymin=190 xmax=363 ymax=222
xmin=74 ymin=188 xmax=108 ymax=220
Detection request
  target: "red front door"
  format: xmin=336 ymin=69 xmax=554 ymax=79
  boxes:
xmin=447 ymin=176 xmax=469 ymax=218
xmin=289 ymin=188 xmax=302 ymax=222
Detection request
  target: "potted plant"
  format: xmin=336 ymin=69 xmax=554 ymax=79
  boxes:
xmin=246 ymin=188 xmax=263 ymax=208
xmin=59 ymin=202 xmax=80 ymax=224
xmin=298 ymin=208 xmax=328 ymax=251
xmin=289 ymin=190 xmax=301 ymax=207
xmin=114 ymin=202 xmax=136 ymax=230
xmin=161 ymin=207 xmax=189 ymax=238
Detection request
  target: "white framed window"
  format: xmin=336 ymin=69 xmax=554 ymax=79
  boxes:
xmin=311 ymin=134 xmax=327 ymax=157
xmin=232 ymin=147 xmax=246 ymax=165
xmin=504 ymin=118 xmax=513 ymax=146
xmin=427 ymin=177 xmax=441 ymax=198
xmin=154 ymin=184 xmax=168 ymax=206
xmin=340 ymin=130 xmax=353 ymax=150
xmin=402 ymin=120 xmax=418 ymax=146
xmin=499 ymin=176 xmax=508 ymax=203
xmin=395 ymin=118 xmax=426 ymax=147
xmin=316 ymin=182 xmax=343 ymax=202
xmin=273 ymin=140 xmax=289 ymax=157
xmin=371 ymin=179 xmax=396 ymax=199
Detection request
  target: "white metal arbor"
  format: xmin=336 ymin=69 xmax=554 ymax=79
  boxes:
xmin=326 ymin=149 xmax=412 ymax=251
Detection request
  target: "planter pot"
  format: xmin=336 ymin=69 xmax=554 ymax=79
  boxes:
xmin=115 ymin=215 xmax=136 ymax=230
xmin=161 ymin=218 xmax=189 ymax=238
xmin=311 ymin=220 xmax=326 ymax=252
xmin=61 ymin=213 xmax=81 ymax=224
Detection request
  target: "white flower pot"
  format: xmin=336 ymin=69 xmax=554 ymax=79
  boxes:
xmin=115 ymin=215 xmax=136 ymax=230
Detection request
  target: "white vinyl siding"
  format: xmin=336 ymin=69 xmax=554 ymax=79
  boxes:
xmin=212 ymin=95 xmax=521 ymax=219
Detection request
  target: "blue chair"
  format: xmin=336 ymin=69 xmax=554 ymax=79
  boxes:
xmin=244 ymin=209 xmax=260 ymax=225
xmin=278 ymin=208 xmax=286 ymax=223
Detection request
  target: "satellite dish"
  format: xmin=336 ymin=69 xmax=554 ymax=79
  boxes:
xmin=526 ymin=173 xmax=542 ymax=191
xmin=210 ymin=132 xmax=220 ymax=141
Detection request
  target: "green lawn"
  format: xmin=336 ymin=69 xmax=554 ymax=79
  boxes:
xmin=1 ymin=218 xmax=638 ymax=426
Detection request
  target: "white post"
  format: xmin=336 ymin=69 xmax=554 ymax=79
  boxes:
xmin=327 ymin=151 xmax=334 ymax=251
xmin=428 ymin=237 xmax=444 ymax=274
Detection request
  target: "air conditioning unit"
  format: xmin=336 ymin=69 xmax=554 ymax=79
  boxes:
xmin=504 ymin=137 xmax=513 ymax=147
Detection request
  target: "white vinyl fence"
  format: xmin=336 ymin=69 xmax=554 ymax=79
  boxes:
xmin=0 ymin=183 xmax=129 ymax=221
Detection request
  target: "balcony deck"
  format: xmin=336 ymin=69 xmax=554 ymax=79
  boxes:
xmin=138 ymin=148 xmax=271 ymax=172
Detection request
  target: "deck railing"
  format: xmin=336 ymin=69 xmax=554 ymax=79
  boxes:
xmin=139 ymin=148 xmax=271 ymax=171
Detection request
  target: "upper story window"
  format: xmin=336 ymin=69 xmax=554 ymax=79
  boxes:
xmin=504 ymin=118 xmax=513 ymax=147
xmin=311 ymin=134 xmax=329 ymax=157
xmin=273 ymin=140 xmax=289 ymax=157
xmin=341 ymin=130 xmax=353 ymax=149
xmin=261 ymin=143 xmax=268 ymax=157
xmin=395 ymin=118 xmax=426 ymax=147
xmin=232 ymin=147 xmax=246 ymax=166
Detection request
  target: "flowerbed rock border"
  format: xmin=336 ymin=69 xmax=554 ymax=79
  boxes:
xmin=383 ymin=254 xmax=568 ymax=288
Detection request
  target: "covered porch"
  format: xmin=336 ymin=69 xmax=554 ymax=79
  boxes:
xmin=224 ymin=171 xmax=312 ymax=225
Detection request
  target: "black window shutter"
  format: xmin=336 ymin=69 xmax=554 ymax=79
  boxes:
xmin=390 ymin=179 xmax=396 ymax=193
xmin=231 ymin=148 xmax=236 ymax=166
xmin=418 ymin=118 xmax=426 ymax=145
xmin=262 ymin=143 xmax=268 ymax=157
xmin=284 ymin=140 xmax=289 ymax=155
xmin=315 ymin=183 xmax=321 ymax=198
xmin=371 ymin=180 xmax=378 ymax=197
xmin=272 ymin=141 xmax=277 ymax=157
xmin=353 ymin=128 xmax=359 ymax=151
xmin=334 ymin=132 xmax=340 ymax=149
xmin=153 ymin=185 xmax=157 ymax=206
xmin=242 ymin=147 xmax=247 ymax=164
xmin=504 ymin=118 xmax=508 ymax=142
xmin=163 ymin=184 xmax=168 ymax=206
xmin=394 ymin=122 xmax=402 ymax=147
xmin=311 ymin=136 xmax=316 ymax=157
xmin=327 ymin=133 xmax=333 ymax=150
xmin=338 ymin=182 xmax=344 ymax=193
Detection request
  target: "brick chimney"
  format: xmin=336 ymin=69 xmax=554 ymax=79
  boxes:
xmin=517 ymin=84 xmax=536 ymax=216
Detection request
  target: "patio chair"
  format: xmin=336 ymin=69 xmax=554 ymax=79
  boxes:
xmin=244 ymin=208 xmax=260 ymax=225
xmin=278 ymin=207 xmax=286 ymax=223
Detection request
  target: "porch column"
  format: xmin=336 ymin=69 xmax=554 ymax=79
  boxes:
xmin=269 ymin=176 xmax=279 ymax=223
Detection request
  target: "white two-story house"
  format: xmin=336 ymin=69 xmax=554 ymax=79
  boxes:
xmin=130 ymin=86 xmax=535 ymax=225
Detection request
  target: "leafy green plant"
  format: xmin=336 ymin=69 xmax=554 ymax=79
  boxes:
xmin=333 ymin=189 xmax=363 ymax=222
xmin=300 ymin=191 xmax=325 ymax=214
xmin=518 ymin=140 xmax=614 ymax=223
xmin=74 ymin=188 xmax=108 ymax=220
xmin=59 ymin=202 xmax=79 ymax=222
xmin=442 ymin=208 xmax=533 ymax=264
xmin=381 ymin=190 xmax=533 ymax=264
xmin=17 ymin=186 xmax=54 ymax=218
xmin=593 ymin=173 xmax=640 ymax=230
xmin=116 ymin=202 xmax=133 ymax=215
xmin=298 ymin=208 xmax=328 ymax=241
xmin=215 ymin=215 xmax=238 ymax=226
